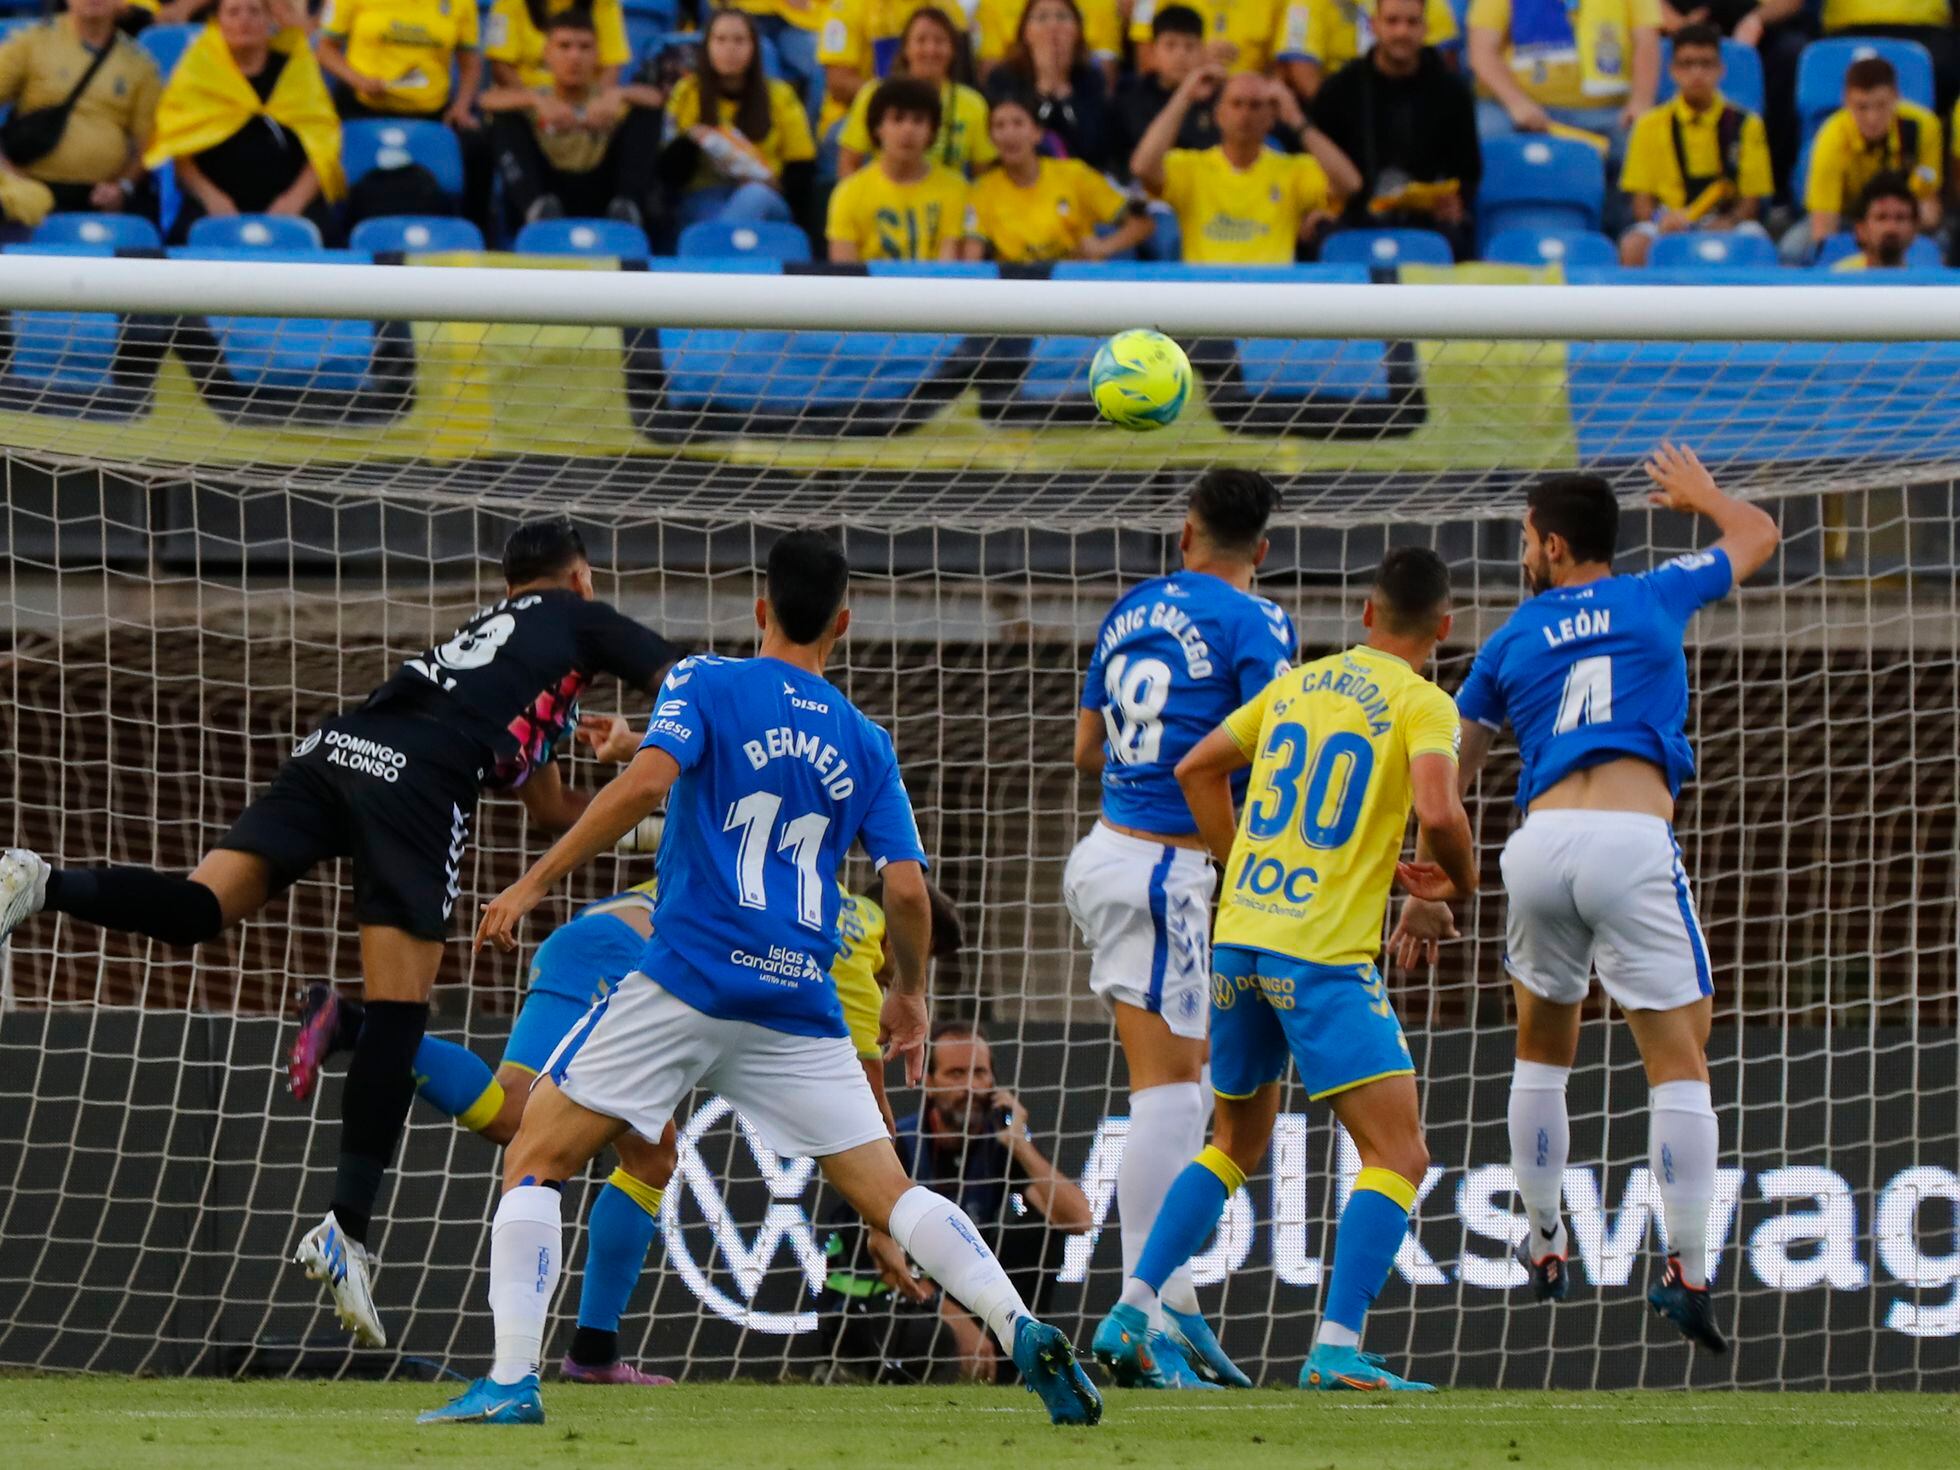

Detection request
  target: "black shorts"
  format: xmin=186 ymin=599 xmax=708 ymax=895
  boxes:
xmin=218 ymin=711 xmax=485 ymax=942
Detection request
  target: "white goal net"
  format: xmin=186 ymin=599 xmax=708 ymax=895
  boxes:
xmin=0 ymin=258 xmax=1954 ymax=1391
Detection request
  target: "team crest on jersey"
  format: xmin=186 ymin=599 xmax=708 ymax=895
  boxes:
xmin=293 ymin=730 xmax=322 ymax=758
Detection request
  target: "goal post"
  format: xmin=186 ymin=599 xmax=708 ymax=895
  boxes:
xmin=0 ymin=260 xmax=1955 ymax=1390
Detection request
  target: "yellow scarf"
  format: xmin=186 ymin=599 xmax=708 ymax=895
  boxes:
xmin=144 ymin=24 xmax=344 ymax=202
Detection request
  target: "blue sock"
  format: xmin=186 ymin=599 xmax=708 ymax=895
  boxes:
xmin=1133 ymin=1146 xmax=1245 ymax=1292
xmin=577 ymin=1169 xmax=664 ymax=1333
xmin=412 ymin=1034 xmax=501 ymax=1129
xmin=1323 ymin=1168 xmax=1419 ymax=1337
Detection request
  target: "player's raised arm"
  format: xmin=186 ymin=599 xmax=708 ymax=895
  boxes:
xmin=1174 ymin=724 xmax=1253 ymax=864
xmin=1644 ymin=442 xmax=1781 ymax=584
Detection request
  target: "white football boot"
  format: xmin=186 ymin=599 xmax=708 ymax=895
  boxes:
xmin=295 ymin=1211 xmax=387 ymax=1348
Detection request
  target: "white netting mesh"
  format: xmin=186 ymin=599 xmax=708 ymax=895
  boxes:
xmin=0 ymin=269 xmax=1956 ymax=1389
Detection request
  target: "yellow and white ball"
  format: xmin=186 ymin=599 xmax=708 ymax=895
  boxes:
xmin=1089 ymin=329 xmax=1192 ymax=431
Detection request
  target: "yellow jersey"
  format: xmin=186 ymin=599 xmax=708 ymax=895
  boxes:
xmin=0 ymin=19 xmax=160 ymax=186
xmin=1805 ymin=102 xmax=1942 ymax=215
xmin=1466 ymin=0 xmax=1661 ymax=109
xmin=818 ymin=0 xmax=967 ymax=78
xmin=970 ymin=156 xmax=1126 ymax=261
xmin=1216 ymin=645 xmax=1460 ymax=968
xmin=1159 ymin=145 xmax=1329 ymax=264
xmin=322 ymin=0 xmax=479 ymax=115
xmin=833 ymin=887 xmax=888 ymax=1060
xmin=1274 ymin=0 xmax=1459 ymax=73
xmin=737 ymin=0 xmax=829 ymax=31
xmin=974 ymin=0 xmax=1123 ymax=66
xmin=839 ymin=77 xmax=996 ymax=173
xmin=485 ymin=0 xmax=631 ymax=87
xmin=665 ymin=74 xmax=818 ymax=191
xmin=826 ymin=159 xmax=974 ymax=258
xmin=1130 ymin=0 xmax=1287 ymax=73
xmin=1823 ymin=0 xmax=1948 ymax=29
xmin=1619 ymin=93 xmax=1773 ymax=210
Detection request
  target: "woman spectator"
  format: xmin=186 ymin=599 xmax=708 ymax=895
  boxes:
xmin=144 ymin=0 xmax=344 ymax=243
xmin=983 ymin=0 xmax=1110 ymax=170
xmin=837 ymin=6 xmax=994 ymax=178
xmin=968 ymin=89 xmax=1150 ymax=261
xmin=318 ymin=0 xmax=482 ymax=130
xmin=662 ymin=8 xmax=816 ymax=230
xmin=486 ymin=0 xmax=632 ymax=90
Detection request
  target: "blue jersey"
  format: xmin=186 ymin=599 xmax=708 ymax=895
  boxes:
xmin=637 ymin=654 xmax=928 ymax=1038
xmin=1082 ymin=571 xmax=1297 ymax=835
xmin=1455 ymin=550 xmax=1734 ymax=808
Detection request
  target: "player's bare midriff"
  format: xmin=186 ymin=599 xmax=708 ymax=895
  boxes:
xmin=1098 ymin=818 xmax=1209 ymax=851
xmin=1528 ymin=757 xmax=1675 ymax=822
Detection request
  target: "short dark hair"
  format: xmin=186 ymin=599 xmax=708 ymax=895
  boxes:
xmin=867 ymin=76 xmax=943 ymax=139
xmin=1526 ymin=474 xmax=1620 ymax=565
xmin=1670 ymin=21 xmax=1722 ymax=56
xmin=502 ymin=516 xmax=588 ymax=585
xmin=766 ymin=529 xmax=850 ymax=644
xmin=1152 ymin=4 xmax=1205 ymax=38
xmin=1371 ymin=546 xmax=1451 ymax=634
xmin=1854 ymin=168 xmax=1917 ymax=219
xmin=1188 ymin=468 xmax=1281 ymax=555
xmin=930 ymin=1019 xmax=986 ymax=1047
xmin=544 ymin=4 xmax=597 ymax=35
xmin=1844 ymin=56 xmax=1898 ymax=94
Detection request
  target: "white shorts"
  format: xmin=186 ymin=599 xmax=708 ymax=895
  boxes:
xmin=1499 ymin=809 xmax=1714 ymax=1013
xmin=1062 ymin=822 xmax=1216 ymax=1040
xmin=543 ymin=973 xmax=889 ymax=1159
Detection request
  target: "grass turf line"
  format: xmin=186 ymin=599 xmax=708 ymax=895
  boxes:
xmin=4 ymin=1380 xmax=1956 ymax=1470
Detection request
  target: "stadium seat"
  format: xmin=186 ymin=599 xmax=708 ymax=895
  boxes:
xmin=341 ymin=119 xmax=466 ymax=201
xmin=1796 ymin=37 xmax=1934 ymax=137
xmin=0 ymin=16 xmax=35 ymax=44
xmin=619 ymin=0 xmax=681 ymax=18
xmin=0 ymin=242 xmax=122 ymax=395
xmin=186 ymin=214 xmax=324 ymax=251
xmin=1656 ymin=38 xmax=1765 ymax=116
xmin=1484 ymin=228 xmax=1618 ymax=268
xmin=1648 ymin=231 xmax=1780 ymax=270
xmin=1476 ymin=135 xmax=1605 ymax=250
xmin=33 ymin=212 xmax=162 ymax=251
xmin=677 ymin=219 xmax=812 ymax=262
xmin=1319 ymin=229 xmax=1455 ymax=268
xmin=349 ymin=215 xmax=485 ymax=254
xmin=167 ymin=247 xmax=385 ymax=396
xmin=136 ymin=22 xmax=199 ymax=80
xmin=1813 ymin=231 xmax=1943 ymax=269
xmin=626 ymin=16 xmax=669 ymax=64
xmin=514 ymin=217 xmax=650 ymax=257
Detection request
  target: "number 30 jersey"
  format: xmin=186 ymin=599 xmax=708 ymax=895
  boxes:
xmin=636 ymin=654 xmax=928 ymax=1039
xmin=1082 ymin=571 xmax=1298 ymax=836
xmin=1453 ymin=550 xmax=1733 ymax=809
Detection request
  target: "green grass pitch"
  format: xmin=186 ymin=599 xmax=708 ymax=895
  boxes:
xmin=6 ymin=1379 xmax=1958 ymax=1470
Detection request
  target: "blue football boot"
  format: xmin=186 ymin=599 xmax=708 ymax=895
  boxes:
xmin=1011 ymin=1317 xmax=1103 ymax=1426
xmin=1300 ymin=1343 xmax=1435 ymax=1392
xmin=417 ymin=1374 xmax=546 ymax=1425
xmin=1162 ymin=1306 xmax=1254 ymax=1388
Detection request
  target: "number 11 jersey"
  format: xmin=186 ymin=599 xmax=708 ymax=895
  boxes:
xmin=636 ymin=654 xmax=928 ymax=1039
xmin=1082 ymin=570 xmax=1298 ymax=836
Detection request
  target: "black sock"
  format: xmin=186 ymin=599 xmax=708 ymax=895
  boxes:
xmin=44 ymin=868 xmax=225 ymax=946
xmin=332 ymin=996 xmax=367 ymax=1055
xmin=329 ymin=999 xmax=429 ymax=1247
xmin=569 ymin=1327 xmax=619 ymax=1369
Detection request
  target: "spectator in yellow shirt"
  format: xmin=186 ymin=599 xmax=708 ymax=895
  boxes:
xmin=318 ymin=0 xmax=481 ymax=129
xmin=1273 ymin=0 xmax=1461 ymax=104
xmin=664 ymin=9 xmax=818 ymax=231
xmin=1128 ymin=0 xmax=1288 ymax=75
xmin=838 ymin=7 xmax=994 ymax=177
xmin=486 ymin=0 xmax=632 ymax=90
xmin=1829 ymin=170 xmax=1920 ymax=269
xmin=827 ymin=75 xmax=981 ymax=259
xmin=1132 ymin=65 xmax=1361 ymax=263
xmin=983 ymin=0 xmax=1112 ymax=170
xmin=969 ymin=90 xmax=1152 ymax=260
xmin=729 ymin=1 xmax=827 ymax=117
xmin=1467 ymin=0 xmax=1660 ymax=163
xmin=817 ymin=0 xmax=964 ymax=129
xmin=1820 ymin=0 xmax=1958 ymax=120
xmin=1801 ymin=56 xmax=1941 ymax=253
xmin=973 ymin=0 xmax=1122 ymax=86
xmin=1617 ymin=25 xmax=1772 ymax=266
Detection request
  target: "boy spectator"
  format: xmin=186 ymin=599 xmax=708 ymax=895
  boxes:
xmin=1274 ymin=0 xmax=1460 ymax=104
xmin=1467 ymin=0 xmax=1660 ymax=164
xmin=826 ymin=75 xmax=980 ymax=260
xmin=0 ymin=0 xmax=160 ymax=231
xmin=1109 ymin=5 xmax=1217 ymax=183
xmin=479 ymin=8 xmax=662 ymax=231
xmin=1831 ymin=170 xmax=1919 ymax=267
xmin=970 ymin=90 xmax=1153 ymax=260
xmin=486 ymin=0 xmax=632 ymax=90
xmin=1820 ymin=0 xmax=1958 ymax=119
xmin=1132 ymin=66 xmax=1360 ymax=264
xmin=1617 ymin=23 xmax=1772 ymax=266
xmin=1798 ymin=55 xmax=1940 ymax=258
xmin=1128 ymin=0 xmax=1289 ymax=75
xmin=1312 ymin=0 xmax=1480 ymax=256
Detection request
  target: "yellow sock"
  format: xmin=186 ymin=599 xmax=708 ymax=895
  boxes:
xmin=607 ymin=1166 xmax=664 ymax=1217
xmin=456 ymin=1079 xmax=506 ymax=1134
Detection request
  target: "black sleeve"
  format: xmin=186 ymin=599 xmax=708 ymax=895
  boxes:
xmin=577 ymin=601 xmax=683 ymax=693
xmin=782 ymin=159 xmax=818 ymax=237
xmin=1447 ymin=75 xmax=1482 ymax=197
xmin=1070 ymin=67 xmax=1113 ymax=173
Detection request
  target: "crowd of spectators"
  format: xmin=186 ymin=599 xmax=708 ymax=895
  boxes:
xmin=5 ymin=0 xmax=1960 ymax=268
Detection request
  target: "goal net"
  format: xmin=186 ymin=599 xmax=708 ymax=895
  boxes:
xmin=0 ymin=257 xmax=1955 ymax=1392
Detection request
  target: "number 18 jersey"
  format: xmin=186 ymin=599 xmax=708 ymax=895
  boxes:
xmin=636 ymin=654 xmax=928 ymax=1039
xmin=1082 ymin=570 xmax=1298 ymax=836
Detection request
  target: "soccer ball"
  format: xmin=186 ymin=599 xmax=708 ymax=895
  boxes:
xmin=1089 ymin=329 xmax=1192 ymax=431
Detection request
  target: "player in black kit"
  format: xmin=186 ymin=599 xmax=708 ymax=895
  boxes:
xmin=0 ymin=518 xmax=678 ymax=1348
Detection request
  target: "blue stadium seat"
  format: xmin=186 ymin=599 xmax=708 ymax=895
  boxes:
xmin=1656 ymin=38 xmax=1765 ymax=116
xmin=1814 ymin=231 xmax=1943 ymax=268
xmin=136 ymin=22 xmax=199 ymax=81
xmin=34 ymin=212 xmax=162 ymax=251
xmin=341 ymin=119 xmax=466 ymax=201
xmin=1 ymin=243 xmax=121 ymax=395
xmin=186 ymin=214 xmax=324 ymax=251
xmin=620 ymin=0 xmax=681 ymax=19
xmin=1796 ymin=37 xmax=1934 ymax=137
xmin=1319 ymin=228 xmax=1455 ymax=268
xmin=1648 ymin=231 xmax=1780 ymax=270
xmin=0 ymin=16 xmax=37 ymax=43
xmin=166 ymin=247 xmax=382 ymax=395
xmin=626 ymin=16 xmax=669 ymax=64
xmin=1484 ymin=228 xmax=1618 ymax=268
xmin=1476 ymin=135 xmax=1605 ymax=250
xmin=349 ymin=215 xmax=485 ymax=253
xmin=677 ymin=219 xmax=811 ymax=262
xmin=514 ymin=217 xmax=649 ymax=257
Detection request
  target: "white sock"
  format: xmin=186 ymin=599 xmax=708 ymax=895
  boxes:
xmin=487 ymin=1184 xmax=562 ymax=1384
xmin=1315 ymin=1321 xmax=1360 ymax=1349
xmin=1650 ymin=1079 xmax=1718 ymax=1289
xmin=1508 ymin=1059 xmax=1571 ymax=1256
xmin=1120 ymin=1082 xmax=1206 ymax=1317
xmin=1117 ymin=1276 xmax=1160 ymax=1319
xmin=888 ymin=1185 xmax=1032 ymax=1352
